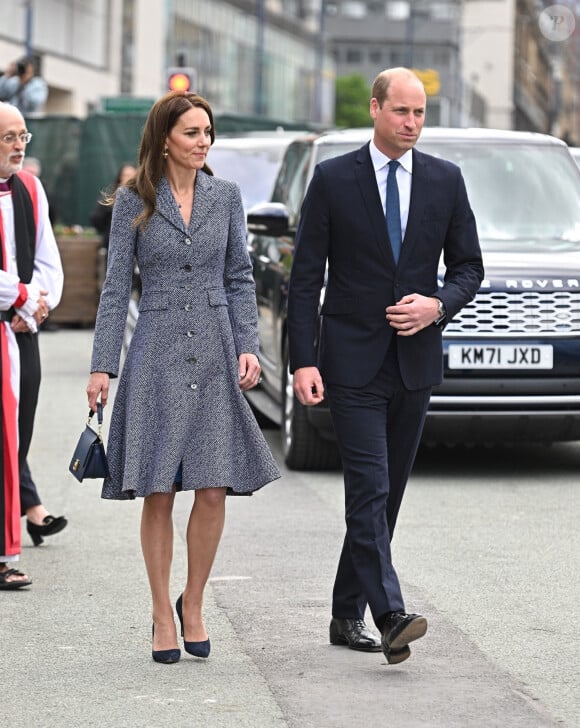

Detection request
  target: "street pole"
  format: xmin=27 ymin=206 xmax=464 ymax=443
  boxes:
xmin=24 ymin=0 xmax=33 ymax=57
xmin=255 ymin=0 xmax=265 ymax=116
xmin=315 ymin=0 xmax=326 ymax=123
xmin=405 ymin=2 xmax=415 ymax=68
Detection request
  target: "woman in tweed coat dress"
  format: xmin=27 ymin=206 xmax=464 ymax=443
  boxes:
xmin=86 ymin=92 xmax=280 ymax=664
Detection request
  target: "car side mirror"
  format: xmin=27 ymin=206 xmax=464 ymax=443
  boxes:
xmin=247 ymin=202 xmax=290 ymax=237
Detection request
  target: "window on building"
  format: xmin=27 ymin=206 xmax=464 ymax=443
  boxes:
xmin=346 ymin=48 xmax=363 ymax=63
xmin=341 ymin=2 xmax=367 ymax=18
xmin=34 ymin=0 xmax=109 ymax=68
xmin=368 ymin=1 xmax=387 ymax=14
xmin=390 ymin=48 xmax=405 ymax=66
xmin=387 ymin=1 xmax=410 ymax=20
xmin=429 ymin=2 xmax=458 ymax=21
xmin=369 ymin=48 xmax=383 ymax=65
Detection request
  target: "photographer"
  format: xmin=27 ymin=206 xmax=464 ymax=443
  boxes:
xmin=0 ymin=57 xmax=48 ymax=114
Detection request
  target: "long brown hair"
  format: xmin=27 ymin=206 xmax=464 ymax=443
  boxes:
xmin=127 ymin=91 xmax=216 ymax=229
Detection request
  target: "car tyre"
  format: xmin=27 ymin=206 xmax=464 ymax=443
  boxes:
xmin=281 ymin=348 xmax=341 ymax=471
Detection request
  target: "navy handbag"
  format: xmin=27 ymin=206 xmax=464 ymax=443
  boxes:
xmin=69 ymin=403 xmax=109 ymax=482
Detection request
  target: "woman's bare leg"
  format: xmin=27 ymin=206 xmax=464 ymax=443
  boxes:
xmin=141 ymin=491 xmax=178 ymax=651
xmin=181 ymin=487 xmax=227 ymax=641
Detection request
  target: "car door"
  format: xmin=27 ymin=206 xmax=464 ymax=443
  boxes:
xmin=250 ymin=141 xmax=313 ymax=398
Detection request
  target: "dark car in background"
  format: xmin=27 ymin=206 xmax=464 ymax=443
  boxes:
xmin=246 ymin=128 xmax=580 ymax=470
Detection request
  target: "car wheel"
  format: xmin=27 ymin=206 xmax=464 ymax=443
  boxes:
xmin=281 ymin=349 xmax=341 ymax=471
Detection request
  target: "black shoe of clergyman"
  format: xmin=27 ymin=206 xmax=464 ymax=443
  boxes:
xmin=381 ymin=612 xmax=427 ymax=662
xmin=329 ymin=618 xmax=382 ymax=652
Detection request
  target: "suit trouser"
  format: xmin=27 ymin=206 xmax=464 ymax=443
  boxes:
xmin=326 ymin=341 xmax=431 ymax=630
xmin=16 ymin=332 xmax=42 ymax=515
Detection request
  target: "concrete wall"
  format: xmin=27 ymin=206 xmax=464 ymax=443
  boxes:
xmin=462 ymin=0 xmax=516 ymax=129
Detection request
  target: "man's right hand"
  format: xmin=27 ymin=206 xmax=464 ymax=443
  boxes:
xmin=293 ymin=366 xmax=325 ymax=406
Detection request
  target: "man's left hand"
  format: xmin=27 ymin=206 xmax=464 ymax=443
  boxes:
xmin=386 ymin=294 xmax=440 ymax=336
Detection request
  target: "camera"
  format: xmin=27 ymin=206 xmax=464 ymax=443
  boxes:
xmin=16 ymin=58 xmax=29 ymax=76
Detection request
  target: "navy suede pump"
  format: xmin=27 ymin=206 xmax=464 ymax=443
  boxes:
xmin=151 ymin=624 xmax=181 ymax=664
xmin=176 ymin=594 xmax=211 ymax=658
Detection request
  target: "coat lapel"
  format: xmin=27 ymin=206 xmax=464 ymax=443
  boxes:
xmin=188 ymin=171 xmax=216 ymax=236
xmin=399 ymin=148 xmax=429 ymax=265
xmin=155 ymin=171 xmax=218 ymax=236
xmin=156 ymin=177 xmax=186 ymax=234
xmin=354 ymin=143 xmax=393 ymax=267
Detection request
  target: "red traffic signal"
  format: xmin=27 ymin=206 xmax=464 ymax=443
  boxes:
xmin=167 ymin=67 xmax=196 ymax=93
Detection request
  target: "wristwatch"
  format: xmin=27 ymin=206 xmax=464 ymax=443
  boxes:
xmin=433 ymin=297 xmax=446 ymax=326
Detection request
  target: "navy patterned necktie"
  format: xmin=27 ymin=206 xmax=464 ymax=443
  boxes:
xmin=385 ymin=160 xmax=402 ymax=264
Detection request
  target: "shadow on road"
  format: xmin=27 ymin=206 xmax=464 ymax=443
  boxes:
xmin=414 ymin=441 xmax=580 ymax=477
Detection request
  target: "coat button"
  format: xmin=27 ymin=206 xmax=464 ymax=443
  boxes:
xmin=183 ymin=264 xmax=192 ymax=272
xmin=185 ymin=284 xmax=192 ymax=291
xmin=184 ymin=237 xmax=191 ymax=245
xmin=186 ymin=330 xmax=195 ymax=337
xmin=188 ymin=356 xmax=197 ymax=364
xmin=184 ymin=304 xmax=191 ymax=311
xmin=190 ymin=383 xmax=197 ymax=390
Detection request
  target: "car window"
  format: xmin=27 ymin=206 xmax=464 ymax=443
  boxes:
xmin=272 ymin=142 xmax=312 ymax=219
xmin=209 ymin=144 xmax=288 ymax=211
xmin=306 ymin=136 xmax=580 ymax=249
xmin=421 ymin=142 xmax=580 ymax=245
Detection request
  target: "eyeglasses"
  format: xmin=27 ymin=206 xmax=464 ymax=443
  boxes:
xmin=0 ymin=132 xmax=33 ymax=145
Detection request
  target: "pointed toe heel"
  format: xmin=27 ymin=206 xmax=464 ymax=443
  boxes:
xmin=151 ymin=624 xmax=181 ymax=664
xmin=185 ymin=638 xmax=210 ymax=658
xmin=176 ymin=594 xmax=211 ymax=658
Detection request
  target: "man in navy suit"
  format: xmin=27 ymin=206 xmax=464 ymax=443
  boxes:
xmin=287 ymin=68 xmax=484 ymax=664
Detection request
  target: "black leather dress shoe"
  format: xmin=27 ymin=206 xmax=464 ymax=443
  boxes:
xmin=381 ymin=612 xmax=427 ymax=659
xmin=329 ymin=618 xmax=382 ymax=652
xmin=383 ymin=644 xmax=411 ymax=665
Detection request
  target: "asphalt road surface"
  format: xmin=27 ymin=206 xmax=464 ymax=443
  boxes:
xmin=1 ymin=329 xmax=577 ymax=727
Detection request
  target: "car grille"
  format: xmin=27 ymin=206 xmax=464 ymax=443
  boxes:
xmin=445 ymin=290 xmax=580 ymax=338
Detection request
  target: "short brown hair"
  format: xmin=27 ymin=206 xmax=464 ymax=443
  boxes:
xmin=371 ymin=67 xmax=422 ymax=107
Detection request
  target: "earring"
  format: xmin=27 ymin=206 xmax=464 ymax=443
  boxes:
xmin=163 ymin=148 xmax=168 ymax=159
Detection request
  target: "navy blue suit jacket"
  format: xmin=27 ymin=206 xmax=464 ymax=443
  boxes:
xmin=287 ymin=142 xmax=484 ymax=391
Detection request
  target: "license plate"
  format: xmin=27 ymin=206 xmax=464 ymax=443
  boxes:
xmin=448 ymin=345 xmax=553 ymax=370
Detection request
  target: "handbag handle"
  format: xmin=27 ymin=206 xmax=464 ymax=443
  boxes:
xmin=87 ymin=402 xmax=104 ymax=439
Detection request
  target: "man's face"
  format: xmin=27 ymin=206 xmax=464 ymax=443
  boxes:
xmin=0 ymin=106 xmax=27 ymax=178
xmin=370 ymin=76 xmax=426 ymax=159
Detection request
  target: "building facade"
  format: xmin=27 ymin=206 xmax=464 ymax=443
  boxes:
xmin=0 ymin=0 xmax=335 ymax=124
xmin=462 ymin=0 xmax=579 ymax=140
xmin=321 ymin=0 xmax=482 ymax=126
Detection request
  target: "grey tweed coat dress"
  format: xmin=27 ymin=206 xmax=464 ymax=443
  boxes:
xmin=90 ymin=171 xmax=280 ymax=499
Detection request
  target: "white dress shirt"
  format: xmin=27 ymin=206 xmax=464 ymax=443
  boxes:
xmin=369 ymin=141 xmax=413 ymax=241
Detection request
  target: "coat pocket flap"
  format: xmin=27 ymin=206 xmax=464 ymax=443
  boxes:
xmin=139 ymin=292 xmax=170 ymax=312
xmin=207 ymin=287 xmax=228 ymax=307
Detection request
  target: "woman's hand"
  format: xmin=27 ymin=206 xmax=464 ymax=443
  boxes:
xmin=86 ymin=372 xmax=110 ymax=411
xmin=238 ymin=353 xmax=261 ymax=391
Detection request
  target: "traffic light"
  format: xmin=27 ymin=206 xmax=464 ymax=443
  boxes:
xmin=167 ymin=67 xmax=196 ymax=93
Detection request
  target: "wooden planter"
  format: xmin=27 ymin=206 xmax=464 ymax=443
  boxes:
xmin=51 ymin=235 xmax=102 ymax=326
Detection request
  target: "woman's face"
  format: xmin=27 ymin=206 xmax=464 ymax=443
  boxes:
xmin=165 ymin=106 xmax=212 ymax=172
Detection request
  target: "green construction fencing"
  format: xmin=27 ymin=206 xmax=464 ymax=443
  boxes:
xmin=25 ymin=111 xmax=322 ymax=227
